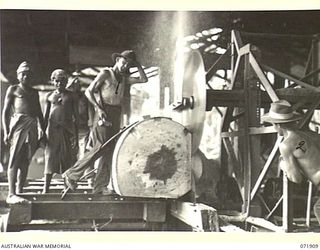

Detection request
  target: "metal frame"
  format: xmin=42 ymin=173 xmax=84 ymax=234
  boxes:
xmin=206 ymin=30 xmax=320 ymax=232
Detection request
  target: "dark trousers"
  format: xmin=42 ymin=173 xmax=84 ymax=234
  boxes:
xmin=64 ymin=105 xmax=121 ymax=193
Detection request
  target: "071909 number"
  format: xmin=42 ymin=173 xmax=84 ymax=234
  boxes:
xmin=300 ymin=244 xmax=319 ymax=248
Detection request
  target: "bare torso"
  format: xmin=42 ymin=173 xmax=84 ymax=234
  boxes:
xmin=98 ymin=68 xmax=126 ymax=106
xmin=280 ymin=130 xmax=320 ymax=186
xmin=47 ymin=90 xmax=75 ymax=126
xmin=10 ymin=85 xmax=40 ymax=117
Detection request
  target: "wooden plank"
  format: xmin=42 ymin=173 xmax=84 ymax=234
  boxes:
xmin=240 ymin=31 xmax=312 ymax=40
xmin=239 ymin=44 xmax=251 ymax=56
xmin=19 ymin=193 xmax=167 ymax=203
xmin=265 ymin=195 xmax=283 ymax=220
xmin=306 ymin=181 xmax=313 ymax=227
xmin=231 ymin=54 xmax=242 ymax=86
xmin=231 ymin=30 xmax=244 ymax=53
xmin=218 ymin=212 xmax=247 ymax=222
xmin=246 ymin=216 xmax=284 ymax=232
xmin=298 ymin=98 xmax=320 ymax=129
xmin=18 ymin=221 xmax=150 ymax=231
xmin=242 ymin=53 xmax=252 ymax=215
xmin=282 ymin=173 xmax=294 ymax=232
xmin=143 ymin=202 xmax=166 ymax=222
xmin=250 ymin=136 xmax=283 ymax=200
xmin=29 ymin=200 xmax=166 ymax=222
xmin=311 ymin=37 xmax=320 ymax=86
xmin=7 ymin=203 xmax=32 ymax=225
xmin=262 ymin=64 xmax=320 ymax=92
xmin=206 ymin=46 xmax=230 ymax=82
xmin=170 ymin=201 xmax=219 ymax=232
xmin=206 ymin=88 xmax=320 ymax=110
xmin=219 ymin=220 xmax=246 ymax=232
xmin=249 ymin=53 xmax=279 ymax=102
xmin=222 ymin=138 xmax=242 ymax=188
xmin=303 ymin=44 xmax=313 ymax=77
xmin=221 ymin=126 xmax=276 ymax=138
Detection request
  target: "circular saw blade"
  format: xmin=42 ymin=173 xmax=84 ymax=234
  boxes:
xmin=172 ymin=49 xmax=206 ymax=153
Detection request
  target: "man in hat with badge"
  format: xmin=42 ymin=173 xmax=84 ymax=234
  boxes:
xmin=262 ymin=99 xmax=320 ymax=225
xmin=2 ymin=61 xmax=46 ymax=204
xmin=63 ymin=50 xmax=148 ymax=195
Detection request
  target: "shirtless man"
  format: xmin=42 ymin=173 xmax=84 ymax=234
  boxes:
xmin=262 ymin=99 xmax=320 ymax=225
xmin=43 ymin=69 xmax=79 ymax=193
xmin=63 ymin=50 xmax=148 ymax=194
xmin=2 ymin=61 xmax=46 ymax=204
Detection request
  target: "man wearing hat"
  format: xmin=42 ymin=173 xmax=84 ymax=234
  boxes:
xmin=63 ymin=50 xmax=147 ymax=194
xmin=262 ymin=99 xmax=320 ymax=225
xmin=2 ymin=61 xmax=46 ymax=204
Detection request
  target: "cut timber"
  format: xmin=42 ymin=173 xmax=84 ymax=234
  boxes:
xmin=219 ymin=218 xmax=246 ymax=232
xmin=6 ymin=194 xmax=167 ymax=229
xmin=246 ymin=216 xmax=284 ymax=232
xmin=112 ymin=117 xmax=192 ymax=198
xmin=170 ymin=201 xmax=219 ymax=232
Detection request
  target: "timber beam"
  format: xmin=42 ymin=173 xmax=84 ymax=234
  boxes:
xmin=3 ymin=194 xmax=167 ymax=231
xmin=206 ymin=88 xmax=320 ymax=110
xmin=169 ymin=201 xmax=219 ymax=232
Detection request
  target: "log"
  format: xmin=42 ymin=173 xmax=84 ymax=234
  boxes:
xmin=112 ymin=117 xmax=192 ymax=199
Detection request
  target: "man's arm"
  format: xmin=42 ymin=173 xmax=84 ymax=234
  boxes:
xmin=85 ymin=71 xmax=108 ymax=120
xmin=2 ymin=86 xmax=14 ymax=145
xmin=126 ymin=61 xmax=148 ymax=85
xmin=43 ymin=93 xmax=51 ymax=131
xmin=34 ymin=91 xmax=46 ymax=135
xmin=279 ymin=144 xmax=304 ymax=183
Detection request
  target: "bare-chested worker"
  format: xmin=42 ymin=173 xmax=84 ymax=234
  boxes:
xmin=262 ymin=99 xmax=320 ymax=225
xmin=2 ymin=61 xmax=46 ymax=204
xmin=42 ymin=69 xmax=79 ymax=193
xmin=63 ymin=50 xmax=148 ymax=195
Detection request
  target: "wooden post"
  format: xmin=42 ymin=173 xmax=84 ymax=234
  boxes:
xmin=251 ymin=136 xmax=282 ymax=200
xmin=242 ymin=46 xmax=262 ymax=215
xmin=311 ymin=35 xmax=320 ymax=87
xmin=282 ymin=173 xmax=293 ymax=232
xmin=242 ymin=52 xmax=252 ymax=214
xmin=306 ymin=181 xmax=313 ymax=227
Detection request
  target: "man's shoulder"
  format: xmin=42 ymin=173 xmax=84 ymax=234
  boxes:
xmin=281 ymin=130 xmax=320 ymax=154
xmin=98 ymin=67 xmax=112 ymax=77
xmin=280 ymin=132 xmax=302 ymax=151
xmin=6 ymin=84 xmax=18 ymax=93
xmin=92 ymin=68 xmax=112 ymax=84
xmin=100 ymin=67 xmax=112 ymax=72
xmin=7 ymin=84 xmax=38 ymax=96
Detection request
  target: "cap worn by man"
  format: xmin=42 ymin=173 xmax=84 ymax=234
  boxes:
xmin=16 ymin=61 xmax=31 ymax=74
xmin=261 ymin=100 xmax=303 ymax=124
xmin=51 ymin=69 xmax=68 ymax=80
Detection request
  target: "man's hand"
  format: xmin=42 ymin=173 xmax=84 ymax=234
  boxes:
xmin=3 ymin=133 xmax=10 ymax=145
xmin=97 ymin=108 xmax=107 ymax=121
